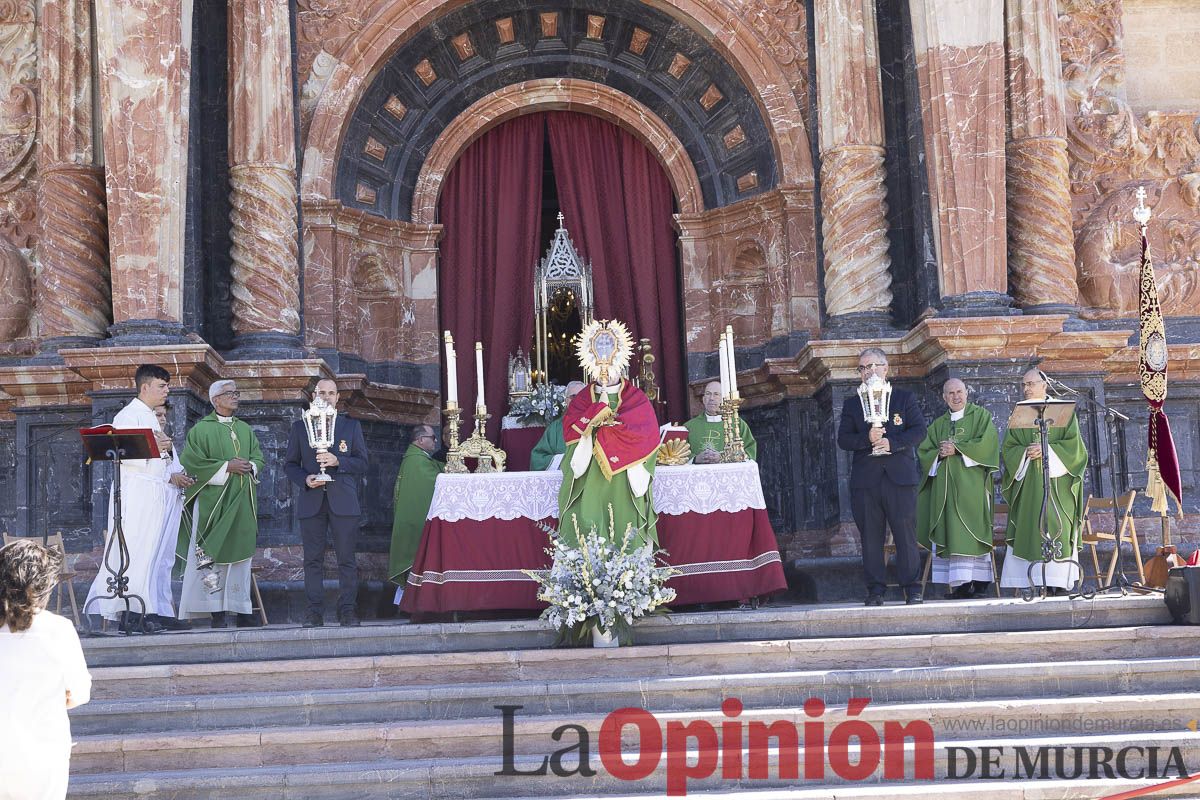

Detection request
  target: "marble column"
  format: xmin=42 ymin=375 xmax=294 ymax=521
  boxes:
xmin=1005 ymin=0 xmax=1078 ymax=313
xmin=227 ymin=0 xmax=301 ymax=354
xmin=814 ymin=0 xmax=894 ymax=333
xmin=36 ymin=0 xmax=110 ymax=351
xmin=94 ymin=0 xmax=192 ymax=342
xmin=909 ymin=0 xmax=1012 ymax=315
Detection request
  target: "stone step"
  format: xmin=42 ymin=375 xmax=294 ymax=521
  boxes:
xmin=79 ymin=595 xmax=1171 ymax=668
xmin=69 ymin=693 xmax=1200 ymax=774
xmin=85 ymin=624 xmax=1198 ymax=701
xmin=69 ymin=655 xmax=1200 ymax=736
xmin=66 ymin=730 xmax=1200 ymax=798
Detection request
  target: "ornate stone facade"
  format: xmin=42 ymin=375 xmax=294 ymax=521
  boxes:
xmin=0 ymin=0 xmax=1195 ymax=598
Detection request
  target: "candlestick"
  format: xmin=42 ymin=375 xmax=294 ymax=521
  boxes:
xmin=475 ymin=341 xmax=485 ymax=411
xmin=725 ymin=325 xmax=739 ymax=400
xmin=444 ymin=331 xmax=458 ymax=405
xmin=718 ymin=332 xmax=730 ymax=399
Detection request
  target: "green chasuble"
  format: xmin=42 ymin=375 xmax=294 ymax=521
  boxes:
xmin=917 ymin=404 xmax=999 ymax=557
xmin=683 ymin=414 xmax=757 ymax=461
xmin=389 ymin=443 xmax=444 ymax=583
xmin=175 ymin=413 xmax=264 ymax=571
xmin=529 ymin=418 xmax=565 ymax=471
xmin=1001 ymin=412 xmax=1088 ymax=562
xmin=558 ymin=385 xmax=658 ymax=550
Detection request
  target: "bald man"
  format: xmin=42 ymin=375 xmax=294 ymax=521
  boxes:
xmin=917 ymin=378 xmax=999 ymax=598
xmin=999 ymin=368 xmax=1087 ymax=594
xmin=685 ymin=380 xmax=756 ymax=463
xmin=529 ymin=381 xmax=586 ymax=471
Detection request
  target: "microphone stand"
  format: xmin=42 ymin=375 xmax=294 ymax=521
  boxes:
xmin=1045 ymin=377 xmax=1159 ymax=597
xmin=1021 ymin=399 xmax=1080 ymax=600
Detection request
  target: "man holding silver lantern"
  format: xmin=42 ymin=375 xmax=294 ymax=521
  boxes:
xmin=837 ymin=348 xmax=928 ymax=606
xmin=284 ymin=379 xmax=370 ymax=628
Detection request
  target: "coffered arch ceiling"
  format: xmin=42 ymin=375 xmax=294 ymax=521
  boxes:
xmin=335 ymin=0 xmax=781 ymax=220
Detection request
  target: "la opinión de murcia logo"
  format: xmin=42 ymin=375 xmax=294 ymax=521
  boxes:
xmin=495 ymin=701 xmax=1194 ymax=797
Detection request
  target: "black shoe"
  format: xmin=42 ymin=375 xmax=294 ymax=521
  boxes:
xmin=236 ymin=613 xmax=263 ymax=628
xmin=146 ymin=614 xmax=191 ymax=631
xmin=944 ymin=583 xmax=973 ymax=600
xmin=302 ymin=611 xmax=324 ymax=628
xmin=864 ymin=594 xmax=884 ymax=606
xmin=209 ymin=611 xmax=228 ymax=629
xmin=906 ymin=592 xmax=924 ymax=605
xmin=338 ymin=611 xmax=361 ymax=627
xmin=120 ymin=612 xmax=162 ymax=633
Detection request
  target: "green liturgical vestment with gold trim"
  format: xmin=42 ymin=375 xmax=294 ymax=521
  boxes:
xmin=917 ymin=404 xmax=999 ymax=557
xmin=1001 ymin=413 xmax=1088 ymax=563
xmin=389 ymin=443 xmax=444 ymax=583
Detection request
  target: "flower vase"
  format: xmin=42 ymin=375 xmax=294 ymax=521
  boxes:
xmin=591 ymin=626 xmax=619 ymax=648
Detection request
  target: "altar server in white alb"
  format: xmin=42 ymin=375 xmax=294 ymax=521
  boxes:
xmin=84 ymin=365 xmax=195 ymax=630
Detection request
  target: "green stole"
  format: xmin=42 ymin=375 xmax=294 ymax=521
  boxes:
xmin=1001 ymin=412 xmax=1088 ymax=562
xmin=175 ymin=413 xmax=264 ymax=570
xmin=917 ymin=404 xmax=999 ymax=556
xmin=683 ymin=414 xmax=757 ymax=460
xmin=558 ymin=392 xmax=657 ymax=549
xmin=529 ymin=418 xmax=565 ymax=471
xmin=389 ymin=443 xmax=445 ymax=583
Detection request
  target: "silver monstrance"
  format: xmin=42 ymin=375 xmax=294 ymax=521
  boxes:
xmin=856 ymin=374 xmax=893 ymax=457
xmin=303 ymin=396 xmax=337 ymax=483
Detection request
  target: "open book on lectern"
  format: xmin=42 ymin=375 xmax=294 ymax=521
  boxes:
xmin=1007 ymin=398 xmax=1076 ymax=430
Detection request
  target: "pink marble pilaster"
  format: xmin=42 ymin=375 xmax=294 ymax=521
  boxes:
xmin=94 ymin=0 xmax=191 ymax=326
xmin=1004 ymin=0 xmax=1077 ymax=310
xmin=909 ymin=0 xmax=1007 ymax=298
xmin=814 ymin=0 xmax=892 ymax=318
xmin=37 ymin=0 xmax=110 ymax=343
xmin=228 ymin=0 xmax=301 ymax=338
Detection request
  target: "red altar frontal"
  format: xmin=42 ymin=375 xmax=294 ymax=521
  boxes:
xmin=399 ymin=462 xmax=787 ymax=614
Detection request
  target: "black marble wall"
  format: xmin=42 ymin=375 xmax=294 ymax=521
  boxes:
xmin=876 ymin=0 xmax=941 ymax=327
xmin=13 ymin=406 xmax=95 ymax=551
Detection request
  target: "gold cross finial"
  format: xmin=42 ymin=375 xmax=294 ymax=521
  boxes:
xmin=1133 ymin=186 xmax=1152 ymax=227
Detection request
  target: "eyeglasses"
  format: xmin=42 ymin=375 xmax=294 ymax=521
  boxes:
xmin=216 ymin=390 xmax=241 ymax=398
xmin=1021 ymin=380 xmax=1045 ymax=388
xmin=857 ymin=363 xmax=887 ymax=372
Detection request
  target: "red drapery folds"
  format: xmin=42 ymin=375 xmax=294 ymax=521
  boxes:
xmin=546 ymin=112 xmax=686 ymax=424
xmin=438 ymin=115 xmax=545 ymax=441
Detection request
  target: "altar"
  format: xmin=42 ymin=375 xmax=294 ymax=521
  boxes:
xmin=398 ymin=461 xmax=787 ymax=615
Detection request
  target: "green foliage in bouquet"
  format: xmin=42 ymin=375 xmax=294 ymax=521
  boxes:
xmin=526 ymin=508 xmax=678 ymax=646
xmin=508 ymin=382 xmax=568 ymax=426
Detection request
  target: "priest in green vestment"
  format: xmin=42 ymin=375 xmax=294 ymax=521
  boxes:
xmin=529 ymin=381 xmax=585 ymax=470
xmin=558 ymin=320 xmax=660 ymax=549
xmin=999 ymin=368 xmax=1088 ymax=593
xmin=176 ymin=379 xmax=265 ymax=627
xmin=685 ymin=380 xmax=757 ymax=463
xmin=917 ymin=378 xmax=999 ymax=598
xmin=389 ymin=423 xmax=444 ymax=602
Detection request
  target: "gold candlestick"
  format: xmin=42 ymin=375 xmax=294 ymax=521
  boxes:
xmin=455 ymin=403 xmax=508 ymax=473
xmin=443 ymin=401 xmax=468 ymax=473
xmin=720 ymin=396 xmax=748 ymax=463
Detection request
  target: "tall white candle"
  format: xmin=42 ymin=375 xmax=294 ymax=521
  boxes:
xmin=444 ymin=331 xmax=458 ymax=406
xmin=475 ymin=342 xmax=485 ymax=410
xmin=725 ymin=325 xmax=739 ymax=399
xmin=718 ymin=332 xmax=730 ymax=400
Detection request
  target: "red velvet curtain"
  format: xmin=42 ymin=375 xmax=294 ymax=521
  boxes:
xmin=438 ymin=115 xmax=544 ymax=441
xmin=546 ymin=112 xmax=685 ymax=423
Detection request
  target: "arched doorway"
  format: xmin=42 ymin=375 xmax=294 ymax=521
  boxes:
xmin=436 ymin=111 xmax=687 ymax=438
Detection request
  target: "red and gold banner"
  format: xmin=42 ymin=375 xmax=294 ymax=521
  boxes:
xmin=1137 ymin=200 xmax=1183 ymax=513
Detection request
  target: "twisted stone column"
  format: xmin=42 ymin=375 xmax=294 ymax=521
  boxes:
xmin=228 ymin=0 xmax=300 ymax=346
xmin=820 ymin=145 xmax=893 ymax=318
xmin=36 ymin=165 xmax=110 ymax=342
xmin=814 ymin=0 xmax=893 ymax=327
xmin=1005 ymin=0 xmax=1078 ymax=312
xmin=36 ymin=0 xmax=110 ymax=347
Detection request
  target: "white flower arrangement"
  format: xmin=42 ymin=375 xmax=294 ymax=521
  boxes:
xmin=527 ymin=510 xmax=677 ymax=645
xmin=510 ymin=382 xmax=568 ymax=424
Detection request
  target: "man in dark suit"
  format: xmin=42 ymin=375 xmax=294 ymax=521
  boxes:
xmin=837 ymin=347 xmax=928 ymax=606
xmin=284 ymin=379 xmax=370 ymax=627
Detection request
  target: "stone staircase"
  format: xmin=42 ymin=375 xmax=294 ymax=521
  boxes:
xmin=67 ymin=596 xmax=1200 ymax=798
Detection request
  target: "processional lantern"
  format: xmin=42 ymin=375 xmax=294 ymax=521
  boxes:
xmin=856 ymin=374 xmax=893 ymax=457
xmin=533 ymin=213 xmax=594 ymax=386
